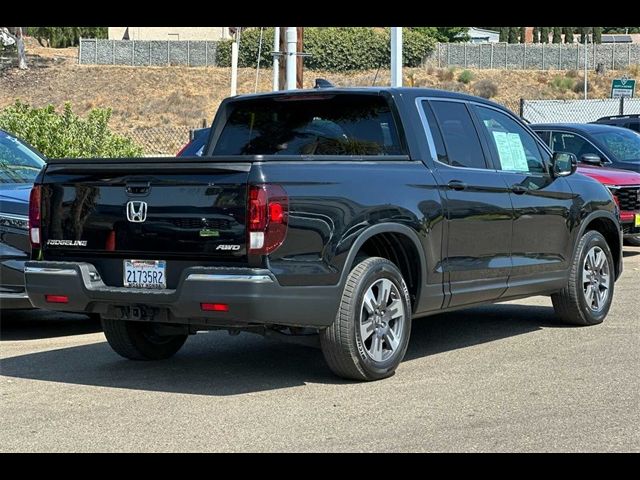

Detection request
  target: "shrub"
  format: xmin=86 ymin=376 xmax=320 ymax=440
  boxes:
xmin=566 ymin=69 xmax=579 ymax=78
xmin=457 ymin=69 xmax=475 ymax=84
xmin=216 ymin=27 xmax=435 ymax=71
xmin=572 ymin=78 xmax=591 ymax=94
xmin=437 ymin=67 xmax=455 ymax=81
xmin=550 ymin=75 xmax=574 ymax=92
xmin=472 ymin=79 xmax=499 ymax=98
xmin=0 ymin=100 xmax=143 ymax=158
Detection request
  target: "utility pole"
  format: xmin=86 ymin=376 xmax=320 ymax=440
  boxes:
xmin=278 ymin=26 xmax=286 ymax=91
xmin=230 ymin=28 xmax=239 ymax=96
xmin=272 ymin=27 xmax=280 ymax=91
xmin=391 ymin=27 xmax=402 ymax=87
xmin=296 ymin=27 xmax=304 ymax=89
xmin=286 ymin=27 xmax=297 ymax=90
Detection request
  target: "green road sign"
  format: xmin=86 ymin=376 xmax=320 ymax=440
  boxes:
xmin=611 ymin=77 xmax=636 ymax=98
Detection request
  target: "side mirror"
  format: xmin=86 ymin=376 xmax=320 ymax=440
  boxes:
xmin=552 ymin=152 xmax=578 ymax=177
xmin=580 ymin=153 xmax=603 ymax=166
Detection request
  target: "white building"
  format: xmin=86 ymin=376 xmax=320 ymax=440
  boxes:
xmin=464 ymin=27 xmax=500 ymax=43
xmin=108 ymin=27 xmax=231 ymax=41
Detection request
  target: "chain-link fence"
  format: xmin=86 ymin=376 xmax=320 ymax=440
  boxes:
xmin=123 ymin=126 xmax=196 ymax=156
xmin=521 ymin=97 xmax=640 ymax=123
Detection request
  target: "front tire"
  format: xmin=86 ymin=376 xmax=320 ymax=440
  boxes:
xmin=320 ymin=257 xmax=412 ymax=381
xmin=552 ymin=230 xmax=615 ymax=326
xmin=101 ymin=318 xmax=188 ymax=360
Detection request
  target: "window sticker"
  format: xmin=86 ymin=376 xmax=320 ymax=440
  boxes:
xmin=492 ymin=131 xmax=529 ymax=171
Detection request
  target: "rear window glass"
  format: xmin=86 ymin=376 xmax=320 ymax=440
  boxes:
xmin=212 ymin=94 xmax=404 ymax=156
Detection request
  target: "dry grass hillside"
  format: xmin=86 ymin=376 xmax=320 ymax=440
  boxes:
xmin=2 ymin=41 xmax=639 ymax=152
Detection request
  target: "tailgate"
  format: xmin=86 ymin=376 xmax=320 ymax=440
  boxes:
xmin=39 ymin=159 xmax=251 ymax=259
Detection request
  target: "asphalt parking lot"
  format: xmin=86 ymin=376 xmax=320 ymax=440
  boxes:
xmin=1 ymin=247 xmax=639 ymax=452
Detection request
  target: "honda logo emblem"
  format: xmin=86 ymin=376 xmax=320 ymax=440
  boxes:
xmin=126 ymin=201 xmax=148 ymax=223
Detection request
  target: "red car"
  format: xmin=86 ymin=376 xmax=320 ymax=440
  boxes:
xmin=577 ymin=164 xmax=640 ymax=246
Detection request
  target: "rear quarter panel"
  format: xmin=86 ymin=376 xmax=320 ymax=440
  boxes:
xmin=252 ymin=160 xmax=444 ymax=291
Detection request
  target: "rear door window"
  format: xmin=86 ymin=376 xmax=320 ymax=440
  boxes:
xmin=212 ymin=94 xmax=405 ymax=156
xmin=430 ymin=100 xmax=488 ymax=169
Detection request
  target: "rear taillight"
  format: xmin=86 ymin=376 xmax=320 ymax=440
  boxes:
xmin=247 ymin=184 xmax=288 ymax=255
xmin=29 ymin=185 xmax=41 ymax=248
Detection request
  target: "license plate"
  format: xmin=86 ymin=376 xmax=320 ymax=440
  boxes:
xmin=124 ymin=260 xmax=166 ymax=289
xmin=636 ymin=214 xmax=640 ymax=228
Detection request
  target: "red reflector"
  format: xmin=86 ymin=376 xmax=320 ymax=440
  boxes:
xmin=200 ymin=303 xmax=229 ymax=312
xmin=105 ymin=231 xmax=116 ymax=251
xmin=269 ymin=202 xmax=284 ymax=223
xmin=45 ymin=295 xmax=68 ymax=304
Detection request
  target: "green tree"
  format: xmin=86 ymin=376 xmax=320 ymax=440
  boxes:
xmin=562 ymin=26 xmax=574 ymax=43
xmin=540 ymin=27 xmax=550 ymax=43
xmin=552 ymin=27 xmax=562 ymax=43
xmin=26 ymin=27 xmax=107 ymax=48
xmin=410 ymin=27 xmax=469 ymax=43
xmin=532 ymin=27 xmax=540 ymax=43
xmin=540 ymin=27 xmax=549 ymax=43
xmin=508 ymin=27 xmax=519 ymax=43
xmin=579 ymin=27 xmax=591 ymax=43
xmin=499 ymin=27 xmax=509 ymax=42
xmin=593 ymin=27 xmax=602 ymax=43
xmin=520 ymin=26 xmax=527 ymax=43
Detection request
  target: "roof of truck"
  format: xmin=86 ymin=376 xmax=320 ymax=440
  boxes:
xmin=231 ymin=87 xmax=507 ymax=110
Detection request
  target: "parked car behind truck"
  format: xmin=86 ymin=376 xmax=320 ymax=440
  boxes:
xmin=532 ymin=123 xmax=640 ymax=246
xmin=25 ymin=88 xmax=622 ymax=381
xmin=0 ymin=129 xmax=45 ymax=309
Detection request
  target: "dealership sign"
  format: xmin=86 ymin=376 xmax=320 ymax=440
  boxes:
xmin=611 ymin=77 xmax=636 ymax=98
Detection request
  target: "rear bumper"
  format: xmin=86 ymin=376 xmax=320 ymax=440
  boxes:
xmin=0 ymin=290 xmax=33 ymax=309
xmin=24 ymin=261 xmax=340 ymax=328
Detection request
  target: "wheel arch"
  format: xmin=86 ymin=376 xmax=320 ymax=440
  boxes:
xmin=339 ymin=223 xmax=426 ymax=311
xmin=576 ymin=211 xmax=622 ymax=280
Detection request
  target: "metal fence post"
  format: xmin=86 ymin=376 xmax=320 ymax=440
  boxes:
xmin=519 ymin=98 xmax=525 ymax=118
xmin=559 ymin=44 xmax=562 ymax=69
xmin=205 ymin=41 xmax=208 ymax=66
xmin=447 ymin=43 xmax=450 ymax=66
xmin=187 ymin=41 xmax=190 ymax=66
xmin=149 ymin=42 xmax=151 ymax=66
xmin=505 ymin=43 xmax=508 ymax=69
xmin=78 ymin=37 xmax=82 ymax=64
xmin=541 ymin=43 xmax=544 ymax=70
xmin=620 ymin=96 xmax=624 ymax=115
xmin=612 ymin=43 xmax=615 ymax=70
xmin=131 ymin=40 xmax=135 ymax=66
xmin=628 ymin=44 xmax=631 ymax=68
xmin=464 ymin=43 xmax=467 ymax=67
xmin=95 ymin=39 xmax=98 ymax=64
xmin=490 ymin=43 xmax=494 ymax=69
xmin=112 ymin=40 xmax=115 ymax=64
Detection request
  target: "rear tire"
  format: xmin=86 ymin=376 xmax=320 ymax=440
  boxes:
xmin=624 ymin=235 xmax=640 ymax=247
xmin=101 ymin=318 xmax=188 ymax=360
xmin=320 ymin=257 xmax=412 ymax=381
xmin=552 ymin=230 xmax=614 ymax=326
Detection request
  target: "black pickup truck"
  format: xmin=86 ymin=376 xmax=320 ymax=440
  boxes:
xmin=25 ymin=87 xmax=623 ymax=381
